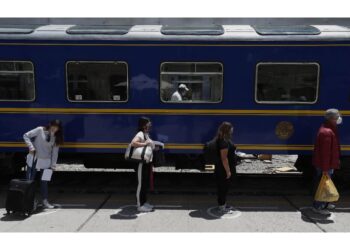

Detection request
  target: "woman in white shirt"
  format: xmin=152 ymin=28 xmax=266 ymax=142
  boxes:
xmin=23 ymin=119 xmax=64 ymax=209
xmin=131 ymin=117 xmax=155 ymax=212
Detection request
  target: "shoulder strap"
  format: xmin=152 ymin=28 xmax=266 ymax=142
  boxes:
xmin=143 ymin=132 xmax=148 ymax=141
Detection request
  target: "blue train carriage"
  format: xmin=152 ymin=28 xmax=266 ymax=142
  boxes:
xmin=0 ymin=23 xmax=349 ymax=178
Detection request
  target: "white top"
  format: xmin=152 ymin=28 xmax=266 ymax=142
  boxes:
xmin=23 ymin=126 xmax=59 ymax=170
xmin=133 ymin=131 xmax=155 ymax=149
xmin=171 ymin=91 xmax=182 ymax=101
xmin=134 ymin=131 xmax=150 ymax=142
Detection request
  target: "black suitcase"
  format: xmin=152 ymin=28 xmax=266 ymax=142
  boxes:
xmin=6 ymin=179 xmax=36 ymax=216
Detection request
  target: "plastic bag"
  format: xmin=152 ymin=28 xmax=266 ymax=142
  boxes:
xmin=314 ymin=173 xmax=340 ymax=202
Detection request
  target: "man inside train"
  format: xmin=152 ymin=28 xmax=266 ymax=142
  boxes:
xmin=171 ymin=83 xmax=189 ymax=101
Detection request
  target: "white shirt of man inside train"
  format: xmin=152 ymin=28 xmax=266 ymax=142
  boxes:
xmin=171 ymin=84 xmax=189 ymax=101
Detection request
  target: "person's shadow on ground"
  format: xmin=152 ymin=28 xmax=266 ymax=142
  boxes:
xmin=110 ymin=205 xmax=155 ymax=220
xmin=0 ymin=203 xmax=61 ymax=221
xmin=300 ymin=207 xmax=335 ymax=224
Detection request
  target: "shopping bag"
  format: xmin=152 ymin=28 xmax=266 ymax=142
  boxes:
xmin=314 ymin=173 xmax=339 ymax=202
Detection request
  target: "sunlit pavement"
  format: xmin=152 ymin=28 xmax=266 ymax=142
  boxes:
xmin=1 ymin=191 xmax=350 ymax=232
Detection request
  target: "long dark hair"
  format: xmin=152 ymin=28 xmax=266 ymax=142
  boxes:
xmin=45 ymin=119 xmax=64 ymax=146
xmin=138 ymin=117 xmax=151 ymax=132
xmin=216 ymin=122 xmax=233 ymax=141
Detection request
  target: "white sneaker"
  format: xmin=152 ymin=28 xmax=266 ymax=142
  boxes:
xmin=326 ymin=203 xmax=336 ymax=210
xmin=42 ymin=200 xmax=54 ymax=209
xmin=312 ymin=207 xmax=331 ymax=216
xmin=218 ymin=204 xmax=233 ymax=214
xmin=137 ymin=205 xmax=153 ymax=212
xmin=144 ymin=202 xmax=154 ymax=210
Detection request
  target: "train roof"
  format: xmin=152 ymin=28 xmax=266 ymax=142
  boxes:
xmin=1 ymin=24 xmax=350 ymax=42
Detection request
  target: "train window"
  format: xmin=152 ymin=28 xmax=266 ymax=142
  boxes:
xmin=160 ymin=62 xmax=223 ymax=103
xmin=255 ymin=63 xmax=319 ymax=104
xmin=66 ymin=25 xmax=132 ymax=35
xmin=253 ymin=25 xmax=321 ymax=35
xmin=161 ymin=25 xmax=224 ymax=35
xmin=0 ymin=61 xmax=35 ymax=101
xmin=66 ymin=61 xmax=128 ymax=102
xmin=0 ymin=25 xmax=40 ymax=34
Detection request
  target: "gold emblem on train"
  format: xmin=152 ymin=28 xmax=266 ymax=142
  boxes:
xmin=275 ymin=121 xmax=294 ymax=140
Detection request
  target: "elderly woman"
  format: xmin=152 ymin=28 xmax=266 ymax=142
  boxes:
xmin=312 ymin=109 xmax=342 ymax=216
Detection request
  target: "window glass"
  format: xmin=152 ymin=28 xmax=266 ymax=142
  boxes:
xmin=66 ymin=61 xmax=128 ymax=102
xmin=160 ymin=62 xmax=223 ymax=103
xmin=0 ymin=61 xmax=35 ymax=101
xmin=256 ymin=63 xmax=319 ymax=103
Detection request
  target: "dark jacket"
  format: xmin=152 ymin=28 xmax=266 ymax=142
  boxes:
xmin=312 ymin=122 xmax=341 ymax=171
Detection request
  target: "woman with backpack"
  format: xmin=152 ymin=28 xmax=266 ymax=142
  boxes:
xmin=214 ymin=122 xmax=237 ymax=213
xmin=23 ymin=119 xmax=64 ymax=209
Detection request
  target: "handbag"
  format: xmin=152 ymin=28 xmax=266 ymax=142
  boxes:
xmin=125 ymin=132 xmax=153 ymax=163
xmin=314 ymin=173 xmax=340 ymax=202
xmin=152 ymin=149 xmax=165 ymax=167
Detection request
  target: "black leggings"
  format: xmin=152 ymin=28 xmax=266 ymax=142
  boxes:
xmin=136 ymin=162 xmax=150 ymax=207
xmin=215 ymin=167 xmax=230 ymax=206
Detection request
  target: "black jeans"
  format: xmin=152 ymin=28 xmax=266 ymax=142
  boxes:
xmin=215 ymin=166 xmax=230 ymax=206
xmin=136 ymin=162 xmax=150 ymax=207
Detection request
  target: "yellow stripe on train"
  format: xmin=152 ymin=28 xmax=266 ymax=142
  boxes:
xmin=0 ymin=108 xmax=350 ymax=116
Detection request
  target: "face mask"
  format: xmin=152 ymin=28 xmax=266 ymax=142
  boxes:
xmin=337 ymin=117 xmax=343 ymax=125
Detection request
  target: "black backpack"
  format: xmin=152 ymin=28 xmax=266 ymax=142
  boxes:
xmin=203 ymin=138 xmax=219 ymax=164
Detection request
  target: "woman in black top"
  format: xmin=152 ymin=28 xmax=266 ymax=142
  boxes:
xmin=215 ymin=122 xmax=236 ymax=213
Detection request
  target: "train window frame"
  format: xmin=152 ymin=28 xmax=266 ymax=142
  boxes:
xmin=254 ymin=62 xmax=320 ymax=105
xmin=0 ymin=60 xmax=36 ymax=102
xmin=65 ymin=61 xmax=129 ymax=103
xmin=159 ymin=62 xmax=224 ymax=104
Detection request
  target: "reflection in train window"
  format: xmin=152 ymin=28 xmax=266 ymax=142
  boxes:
xmin=160 ymin=62 xmax=223 ymax=103
xmin=255 ymin=63 xmax=319 ymax=104
xmin=0 ymin=61 xmax=35 ymax=101
xmin=66 ymin=61 xmax=128 ymax=102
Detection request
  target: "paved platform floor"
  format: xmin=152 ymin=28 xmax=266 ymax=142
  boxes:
xmin=1 ymin=191 xmax=349 ymax=232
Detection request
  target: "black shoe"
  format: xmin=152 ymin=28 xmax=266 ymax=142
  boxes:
xmin=312 ymin=207 xmax=331 ymax=216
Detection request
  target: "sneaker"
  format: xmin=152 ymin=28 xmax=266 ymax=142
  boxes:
xmin=312 ymin=207 xmax=331 ymax=216
xmin=218 ymin=204 xmax=233 ymax=214
xmin=225 ymin=205 xmax=233 ymax=210
xmin=137 ymin=205 xmax=153 ymax=213
xmin=144 ymin=202 xmax=154 ymax=210
xmin=42 ymin=200 xmax=54 ymax=209
xmin=326 ymin=203 xmax=336 ymax=210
